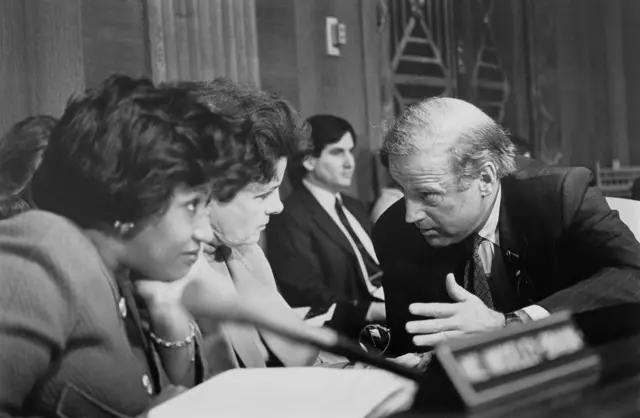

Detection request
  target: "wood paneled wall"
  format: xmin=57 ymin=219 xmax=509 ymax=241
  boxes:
xmin=82 ymin=0 xmax=150 ymax=88
xmin=489 ymin=0 xmax=532 ymax=147
xmin=622 ymin=0 xmax=640 ymax=166
xmin=0 ymin=0 xmax=148 ymax=132
xmin=0 ymin=1 xmax=31 ymax=133
xmin=146 ymin=0 xmax=260 ymax=85
xmin=0 ymin=0 xmax=84 ymax=133
xmin=4 ymin=0 xmax=640 ymax=175
xmin=24 ymin=0 xmax=85 ymax=117
xmin=526 ymin=0 xmax=639 ymax=168
xmin=361 ymin=0 xmax=395 ymax=195
xmin=0 ymin=0 xmax=260 ymax=136
xmin=254 ymin=0 xmax=299 ymax=106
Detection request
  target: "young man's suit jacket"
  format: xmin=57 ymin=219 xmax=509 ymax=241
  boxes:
xmin=266 ymin=186 xmax=375 ymax=335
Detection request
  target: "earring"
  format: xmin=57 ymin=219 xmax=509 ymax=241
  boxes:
xmin=113 ymin=220 xmax=135 ymax=235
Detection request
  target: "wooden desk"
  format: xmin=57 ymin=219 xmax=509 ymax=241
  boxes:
xmin=392 ymin=334 xmax=640 ymax=417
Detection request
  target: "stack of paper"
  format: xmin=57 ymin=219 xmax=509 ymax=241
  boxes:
xmin=149 ymin=367 xmax=418 ymax=418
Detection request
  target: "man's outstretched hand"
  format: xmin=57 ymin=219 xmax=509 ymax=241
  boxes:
xmin=406 ymin=273 xmax=504 ymax=347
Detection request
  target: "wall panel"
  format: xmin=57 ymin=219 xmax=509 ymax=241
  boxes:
xmin=256 ymin=0 xmax=299 ymax=104
xmin=528 ymin=0 xmax=614 ymax=168
xmin=622 ymin=0 xmax=640 ymax=165
xmin=82 ymin=0 xmax=150 ymax=88
xmin=0 ymin=1 xmax=30 ymax=134
xmin=491 ymin=0 xmax=531 ymax=141
xmin=147 ymin=0 xmax=260 ymax=85
xmin=24 ymin=0 xmax=85 ymax=117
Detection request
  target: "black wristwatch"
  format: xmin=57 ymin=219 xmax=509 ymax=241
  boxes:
xmin=503 ymin=311 xmax=525 ymax=327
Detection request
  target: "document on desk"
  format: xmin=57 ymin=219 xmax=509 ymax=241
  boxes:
xmin=149 ymin=367 xmax=418 ymax=418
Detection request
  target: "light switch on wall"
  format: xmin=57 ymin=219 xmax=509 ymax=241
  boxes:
xmin=326 ymin=16 xmax=347 ymax=57
xmin=326 ymin=16 xmax=340 ymax=56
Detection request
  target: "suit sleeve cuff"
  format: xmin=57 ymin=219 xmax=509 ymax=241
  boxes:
xmin=520 ymin=304 xmax=550 ymax=321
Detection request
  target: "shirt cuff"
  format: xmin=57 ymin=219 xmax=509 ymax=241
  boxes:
xmin=520 ymin=305 xmax=550 ymax=321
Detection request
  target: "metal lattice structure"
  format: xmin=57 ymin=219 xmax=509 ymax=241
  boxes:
xmin=470 ymin=0 xmax=510 ymax=122
xmin=389 ymin=0 xmax=456 ymax=114
xmin=388 ymin=0 xmax=510 ymax=123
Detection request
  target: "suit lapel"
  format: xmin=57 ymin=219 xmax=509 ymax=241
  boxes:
xmin=498 ymin=182 xmax=535 ymax=306
xmin=498 ymin=192 xmax=524 ymax=265
xmin=297 ymin=187 xmax=358 ymax=257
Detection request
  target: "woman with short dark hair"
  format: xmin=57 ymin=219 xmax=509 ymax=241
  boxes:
xmin=184 ymin=78 xmax=310 ymax=204
xmin=178 ymin=79 xmax=318 ymax=372
xmin=0 ymin=75 xmax=256 ymax=418
xmin=0 ymin=115 xmax=57 ymax=219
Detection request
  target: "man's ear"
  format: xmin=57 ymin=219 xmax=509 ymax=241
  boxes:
xmin=478 ymin=162 xmax=498 ymax=197
xmin=302 ymin=156 xmax=317 ymax=172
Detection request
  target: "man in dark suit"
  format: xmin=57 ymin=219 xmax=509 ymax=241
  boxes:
xmin=267 ymin=115 xmax=385 ymax=336
xmin=374 ymin=97 xmax=640 ymax=356
xmin=631 ymin=177 xmax=640 ymax=201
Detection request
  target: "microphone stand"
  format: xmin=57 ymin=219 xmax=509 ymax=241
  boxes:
xmin=182 ymin=282 xmax=423 ymax=382
xmin=287 ymin=325 xmax=424 ymax=382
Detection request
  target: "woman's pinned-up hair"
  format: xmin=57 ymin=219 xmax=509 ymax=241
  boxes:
xmin=178 ymin=78 xmax=311 ymax=201
xmin=31 ymin=74 xmax=256 ymax=229
xmin=0 ymin=115 xmax=57 ymax=220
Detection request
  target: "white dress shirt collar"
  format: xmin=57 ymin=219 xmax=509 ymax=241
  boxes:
xmin=302 ymin=178 xmax=340 ymax=212
xmin=301 ymin=178 xmax=382 ymax=297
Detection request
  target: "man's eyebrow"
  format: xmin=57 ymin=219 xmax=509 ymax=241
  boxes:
xmin=410 ymin=184 xmax=445 ymax=194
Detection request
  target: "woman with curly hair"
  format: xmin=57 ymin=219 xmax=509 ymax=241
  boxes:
xmin=0 ymin=75 xmax=257 ymax=418
xmin=179 ymin=78 xmax=319 ymax=372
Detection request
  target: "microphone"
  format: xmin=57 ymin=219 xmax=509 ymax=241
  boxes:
xmin=181 ymin=278 xmax=423 ymax=382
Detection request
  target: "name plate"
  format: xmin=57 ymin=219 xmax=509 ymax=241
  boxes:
xmin=414 ymin=311 xmax=601 ymax=411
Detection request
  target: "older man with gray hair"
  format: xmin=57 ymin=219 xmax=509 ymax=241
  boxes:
xmin=373 ymin=97 xmax=640 ymax=357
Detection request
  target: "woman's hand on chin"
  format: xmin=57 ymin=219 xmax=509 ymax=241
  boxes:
xmin=134 ymin=251 xmax=209 ymax=316
xmin=181 ymin=253 xmax=240 ymax=320
xmin=135 ymin=272 xmax=194 ymax=322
